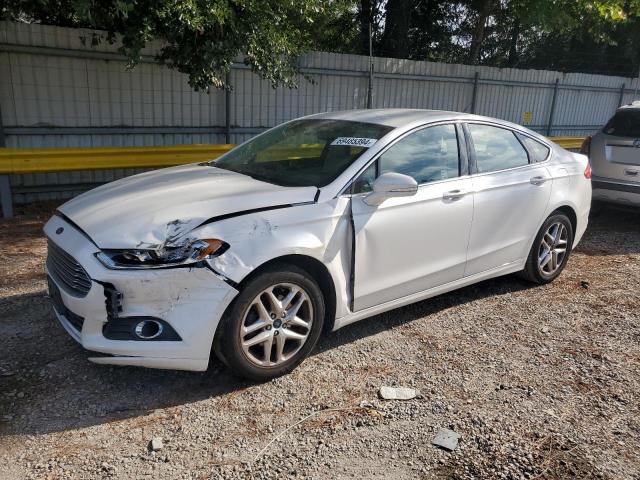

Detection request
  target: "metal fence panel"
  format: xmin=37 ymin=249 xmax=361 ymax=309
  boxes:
xmin=1 ymin=21 xmax=640 ymax=204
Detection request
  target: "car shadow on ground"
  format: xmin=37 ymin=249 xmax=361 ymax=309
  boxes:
xmin=0 ymin=203 xmax=637 ymax=437
xmin=578 ymin=202 xmax=640 ymax=256
xmin=0 ymin=273 xmax=534 ymax=437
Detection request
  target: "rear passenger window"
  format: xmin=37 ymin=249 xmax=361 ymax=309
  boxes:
xmin=603 ymin=109 xmax=640 ymax=137
xmin=468 ymin=124 xmax=529 ymax=173
xmin=379 ymin=124 xmax=459 ymax=184
xmin=519 ymin=135 xmax=550 ymax=162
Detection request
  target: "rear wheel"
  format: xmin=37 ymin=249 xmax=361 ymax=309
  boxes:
xmin=215 ymin=265 xmax=325 ymax=381
xmin=520 ymin=212 xmax=574 ymax=284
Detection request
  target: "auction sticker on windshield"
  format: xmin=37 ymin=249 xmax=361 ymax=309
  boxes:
xmin=331 ymin=137 xmax=378 ymax=147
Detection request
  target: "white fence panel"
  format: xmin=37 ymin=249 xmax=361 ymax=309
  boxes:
xmin=1 ymin=21 xmax=640 ymax=203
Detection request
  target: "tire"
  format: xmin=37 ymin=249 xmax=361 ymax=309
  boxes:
xmin=519 ymin=212 xmax=574 ymax=284
xmin=214 ymin=264 xmax=325 ymax=381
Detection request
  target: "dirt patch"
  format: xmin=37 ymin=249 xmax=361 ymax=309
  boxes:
xmin=0 ymin=203 xmax=638 ymax=479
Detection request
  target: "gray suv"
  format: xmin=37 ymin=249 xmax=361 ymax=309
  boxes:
xmin=584 ymin=101 xmax=640 ymax=206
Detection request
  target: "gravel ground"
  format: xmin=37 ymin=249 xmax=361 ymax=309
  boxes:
xmin=0 ymin=202 xmax=638 ymax=479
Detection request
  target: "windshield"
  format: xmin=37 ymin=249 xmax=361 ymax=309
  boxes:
xmin=603 ymin=109 xmax=640 ymax=137
xmin=213 ymin=119 xmax=393 ymax=187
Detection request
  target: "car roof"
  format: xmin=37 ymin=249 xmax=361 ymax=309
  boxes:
xmin=307 ymin=108 xmax=522 ymax=130
xmin=618 ymin=100 xmax=640 ymax=110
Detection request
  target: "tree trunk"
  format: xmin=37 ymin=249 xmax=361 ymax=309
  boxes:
xmin=468 ymin=0 xmax=493 ymax=65
xmin=359 ymin=0 xmax=373 ymax=55
xmin=380 ymin=0 xmax=412 ymax=58
xmin=507 ymin=19 xmax=520 ymax=66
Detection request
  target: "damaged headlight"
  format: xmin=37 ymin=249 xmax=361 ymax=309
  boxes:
xmin=95 ymin=239 xmax=228 ymax=269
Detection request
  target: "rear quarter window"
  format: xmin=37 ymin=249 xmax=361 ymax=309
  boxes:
xmin=519 ymin=135 xmax=550 ymax=162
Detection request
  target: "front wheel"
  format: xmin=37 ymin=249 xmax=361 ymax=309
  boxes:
xmin=520 ymin=212 xmax=574 ymax=284
xmin=214 ymin=265 xmax=325 ymax=381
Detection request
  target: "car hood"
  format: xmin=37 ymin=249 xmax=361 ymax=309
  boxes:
xmin=58 ymin=164 xmax=318 ymax=249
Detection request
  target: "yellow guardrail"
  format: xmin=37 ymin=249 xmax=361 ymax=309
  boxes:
xmin=0 ymin=136 xmax=585 ymax=175
xmin=256 ymin=144 xmax=324 ymax=162
xmin=0 ymin=144 xmax=235 ymax=174
xmin=550 ymin=136 xmax=584 ymax=150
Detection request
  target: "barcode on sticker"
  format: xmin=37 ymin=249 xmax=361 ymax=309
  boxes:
xmin=330 ymin=137 xmax=377 ymax=148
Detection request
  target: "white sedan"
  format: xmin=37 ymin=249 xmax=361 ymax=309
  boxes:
xmin=44 ymin=109 xmax=592 ymax=380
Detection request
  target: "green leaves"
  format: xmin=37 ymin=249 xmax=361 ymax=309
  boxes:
xmin=42 ymin=0 xmax=326 ymax=91
xmin=3 ymin=0 xmax=639 ymax=84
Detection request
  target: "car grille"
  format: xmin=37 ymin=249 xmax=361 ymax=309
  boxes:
xmin=46 ymin=239 xmax=92 ymax=297
xmin=47 ymin=275 xmax=85 ymax=332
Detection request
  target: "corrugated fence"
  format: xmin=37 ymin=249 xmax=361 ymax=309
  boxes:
xmin=1 ymin=21 xmax=639 ymax=205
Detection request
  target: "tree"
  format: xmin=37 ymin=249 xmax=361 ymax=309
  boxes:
xmin=2 ymin=0 xmax=80 ymax=26
xmin=379 ymin=0 xmax=412 ymax=58
xmin=2 ymin=0 xmax=329 ymax=91
xmin=467 ymin=0 xmax=495 ymax=64
xmin=307 ymin=0 xmax=361 ymax=55
xmin=357 ymin=0 xmax=385 ymax=55
xmin=458 ymin=0 xmax=640 ymax=76
xmin=3 ymin=0 xmax=640 ymax=80
xmin=503 ymin=0 xmax=640 ymax=77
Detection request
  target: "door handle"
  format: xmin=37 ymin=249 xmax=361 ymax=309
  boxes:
xmin=625 ymin=169 xmax=639 ymax=177
xmin=443 ymin=189 xmax=467 ymax=201
xmin=530 ymin=176 xmax=548 ymax=186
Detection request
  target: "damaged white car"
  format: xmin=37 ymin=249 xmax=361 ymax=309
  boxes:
xmin=45 ymin=109 xmax=592 ymax=380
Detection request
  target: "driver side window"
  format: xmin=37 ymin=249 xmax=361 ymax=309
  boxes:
xmin=379 ymin=124 xmax=460 ymax=184
xmin=351 ymin=124 xmax=460 ymax=194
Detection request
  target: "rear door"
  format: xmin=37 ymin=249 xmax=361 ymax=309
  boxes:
xmin=464 ymin=123 xmax=552 ymax=276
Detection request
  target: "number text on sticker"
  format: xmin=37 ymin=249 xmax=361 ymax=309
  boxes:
xmin=331 ymin=137 xmax=378 ymax=148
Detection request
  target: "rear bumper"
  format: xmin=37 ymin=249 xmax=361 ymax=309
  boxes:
xmin=44 ymin=215 xmax=239 ymax=371
xmin=592 ymin=176 xmax=640 ymax=194
xmin=592 ymin=176 xmax=640 ymax=205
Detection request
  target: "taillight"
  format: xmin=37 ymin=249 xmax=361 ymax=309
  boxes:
xmin=579 ymin=135 xmax=592 ymax=156
xmin=584 ymin=161 xmax=592 ymax=179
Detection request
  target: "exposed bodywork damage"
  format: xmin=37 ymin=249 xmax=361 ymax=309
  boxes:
xmin=57 ymin=163 xmax=318 ymax=249
xmin=44 ymin=214 xmax=238 ymax=371
xmin=198 ymin=198 xmax=353 ymax=319
xmin=134 ymin=219 xmax=205 ymax=261
xmin=196 ymin=203 xmax=313 ymax=230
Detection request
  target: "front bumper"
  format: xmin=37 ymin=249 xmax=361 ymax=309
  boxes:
xmin=44 ymin=215 xmax=238 ymax=371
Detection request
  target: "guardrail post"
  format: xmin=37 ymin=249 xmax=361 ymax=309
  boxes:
xmin=0 ymin=105 xmax=5 ymax=148
xmin=471 ymin=72 xmax=480 ymax=114
xmin=0 ymin=103 xmax=12 ymax=219
xmin=618 ymin=83 xmax=626 ymax=107
xmin=0 ymin=175 xmax=12 ymax=219
xmin=546 ymin=78 xmax=560 ymax=136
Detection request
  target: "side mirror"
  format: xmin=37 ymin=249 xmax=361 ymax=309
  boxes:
xmin=364 ymin=172 xmax=418 ymax=206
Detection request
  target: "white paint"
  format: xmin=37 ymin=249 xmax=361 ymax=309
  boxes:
xmin=352 ymin=176 xmax=473 ymax=311
xmin=45 ymin=109 xmax=592 ymax=371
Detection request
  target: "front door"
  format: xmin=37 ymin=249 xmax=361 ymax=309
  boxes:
xmin=350 ymin=124 xmax=474 ymax=311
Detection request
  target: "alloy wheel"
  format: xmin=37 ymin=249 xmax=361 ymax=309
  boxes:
xmin=240 ymin=283 xmax=313 ymax=367
xmin=538 ymin=222 xmax=568 ymax=276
